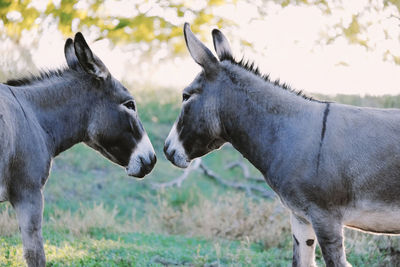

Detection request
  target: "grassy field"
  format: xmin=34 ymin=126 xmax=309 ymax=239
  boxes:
xmin=1 ymin=89 xmax=400 ymax=266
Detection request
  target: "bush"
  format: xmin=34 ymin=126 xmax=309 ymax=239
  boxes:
xmin=142 ymin=193 xmax=291 ymax=249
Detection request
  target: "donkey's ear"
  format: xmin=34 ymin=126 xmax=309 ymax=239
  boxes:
xmin=73 ymin=32 xmax=110 ymax=80
xmin=64 ymin=38 xmax=82 ymax=71
xmin=212 ymin=29 xmax=232 ymax=60
xmin=183 ymin=23 xmax=219 ymax=77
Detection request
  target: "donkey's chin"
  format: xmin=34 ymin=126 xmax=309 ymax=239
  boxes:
xmin=169 ymin=152 xmax=191 ymax=168
xmin=173 ymin=158 xmax=191 ymax=169
xmin=126 ymin=167 xmax=149 ymax=178
xmin=207 ymin=138 xmax=225 ymax=150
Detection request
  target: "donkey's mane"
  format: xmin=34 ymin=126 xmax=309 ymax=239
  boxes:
xmin=5 ymin=67 xmax=72 ymax=87
xmin=219 ymin=53 xmax=324 ymax=103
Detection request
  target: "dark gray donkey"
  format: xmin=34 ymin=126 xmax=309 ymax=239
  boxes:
xmin=164 ymin=23 xmax=400 ymax=267
xmin=0 ymin=32 xmax=156 ymax=266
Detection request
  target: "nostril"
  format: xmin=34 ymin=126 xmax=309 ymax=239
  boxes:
xmin=170 ymin=149 xmax=175 ymax=158
xmin=151 ymin=154 xmax=157 ymax=166
xmin=139 ymin=156 xmax=145 ymax=166
xmin=139 ymin=154 xmax=156 ymax=174
xmin=165 ymin=149 xmax=176 ymax=162
xmin=164 ymin=140 xmax=171 ymax=153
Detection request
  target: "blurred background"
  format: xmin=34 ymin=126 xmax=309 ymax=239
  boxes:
xmin=1 ymin=0 xmax=400 ymax=266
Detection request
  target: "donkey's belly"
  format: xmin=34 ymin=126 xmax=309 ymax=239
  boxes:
xmin=343 ymin=202 xmax=400 ymax=234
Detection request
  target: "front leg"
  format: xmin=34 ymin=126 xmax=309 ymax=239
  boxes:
xmin=11 ymin=190 xmax=45 ymax=267
xmin=312 ymin=216 xmax=350 ymax=267
xmin=291 ymin=214 xmax=317 ymax=267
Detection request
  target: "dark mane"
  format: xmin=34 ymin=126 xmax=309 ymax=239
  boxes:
xmin=219 ymin=53 xmax=325 ymax=103
xmin=5 ymin=67 xmax=70 ymax=87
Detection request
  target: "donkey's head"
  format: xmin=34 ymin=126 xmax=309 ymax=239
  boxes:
xmin=65 ymin=33 xmax=156 ymax=178
xmin=164 ymin=23 xmax=235 ymax=168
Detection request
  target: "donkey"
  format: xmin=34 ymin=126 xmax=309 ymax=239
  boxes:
xmin=0 ymin=32 xmax=156 ymax=266
xmin=164 ymin=23 xmax=400 ymax=267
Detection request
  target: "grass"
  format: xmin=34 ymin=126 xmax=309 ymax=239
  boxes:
xmin=0 ymin=230 xmax=294 ymax=267
xmin=1 ymin=88 xmax=400 ymax=266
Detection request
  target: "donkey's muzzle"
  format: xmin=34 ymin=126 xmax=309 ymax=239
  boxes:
xmin=127 ymin=152 xmax=156 ymax=178
xmin=163 ymin=140 xmax=190 ymax=168
xmin=126 ymin=134 xmax=156 ymax=178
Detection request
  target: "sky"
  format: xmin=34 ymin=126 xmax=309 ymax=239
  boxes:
xmin=14 ymin=0 xmax=400 ymax=96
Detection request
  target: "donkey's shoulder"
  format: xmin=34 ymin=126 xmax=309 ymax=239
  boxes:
xmin=0 ymin=85 xmax=21 ymax=111
xmin=0 ymin=84 xmax=30 ymax=130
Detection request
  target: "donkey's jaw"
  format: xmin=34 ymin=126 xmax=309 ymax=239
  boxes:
xmin=164 ymin=123 xmax=190 ymax=168
xmin=126 ymin=134 xmax=156 ymax=178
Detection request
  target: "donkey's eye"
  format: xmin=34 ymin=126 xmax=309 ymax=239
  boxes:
xmin=182 ymin=93 xmax=191 ymax=102
xmin=123 ymin=100 xmax=136 ymax=111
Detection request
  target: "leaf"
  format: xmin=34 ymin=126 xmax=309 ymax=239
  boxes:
xmin=114 ymin=18 xmax=131 ymax=30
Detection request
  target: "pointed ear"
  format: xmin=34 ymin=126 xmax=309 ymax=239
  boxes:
xmin=64 ymin=38 xmax=82 ymax=71
xmin=183 ymin=23 xmax=219 ymax=77
xmin=73 ymin=32 xmax=110 ymax=80
xmin=212 ymin=29 xmax=233 ymax=60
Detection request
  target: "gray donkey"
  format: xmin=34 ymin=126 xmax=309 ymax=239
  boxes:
xmin=0 ymin=32 xmax=156 ymax=266
xmin=164 ymin=23 xmax=400 ymax=267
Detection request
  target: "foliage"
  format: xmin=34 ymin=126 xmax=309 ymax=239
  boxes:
xmin=257 ymin=0 xmax=400 ymax=64
xmin=0 ymin=0 xmax=231 ymax=54
xmin=1 ymin=0 xmax=399 ymax=57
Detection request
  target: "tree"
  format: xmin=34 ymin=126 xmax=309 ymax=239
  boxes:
xmin=2 ymin=0 xmax=399 ymax=55
xmin=0 ymin=0 xmax=232 ymax=54
xmin=0 ymin=0 xmax=399 ymax=83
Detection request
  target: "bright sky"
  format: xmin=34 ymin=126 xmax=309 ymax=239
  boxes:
xmin=23 ymin=0 xmax=400 ymax=95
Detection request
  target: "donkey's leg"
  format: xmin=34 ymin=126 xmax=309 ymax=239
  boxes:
xmin=311 ymin=217 xmax=350 ymax=267
xmin=12 ymin=190 xmax=45 ymax=267
xmin=291 ymin=214 xmax=317 ymax=267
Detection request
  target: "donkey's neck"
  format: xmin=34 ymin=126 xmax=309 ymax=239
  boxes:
xmin=17 ymin=72 xmax=94 ymax=156
xmin=220 ymin=76 xmax=325 ymax=189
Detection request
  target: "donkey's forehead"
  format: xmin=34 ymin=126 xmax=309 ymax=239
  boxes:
xmin=109 ymin=78 xmax=133 ymax=100
xmin=183 ymin=68 xmax=229 ymax=95
xmin=183 ymin=72 xmax=205 ymax=94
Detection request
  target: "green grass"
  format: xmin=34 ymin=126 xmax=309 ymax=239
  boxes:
xmin=0 ymin=229 xmax=294 ymax=267
xmin=1 ymin=89 xmax=400 ymax=266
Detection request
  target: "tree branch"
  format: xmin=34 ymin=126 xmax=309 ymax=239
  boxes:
xmin=151 ymin=158 xmax=201 ymax=189
xmin=199 ymin=163 xmax=274 ymax=199
xmin=225 ymin=160 xmax=265 ymax=182
xmin=152 ymin=157 xmax=274 ymax=199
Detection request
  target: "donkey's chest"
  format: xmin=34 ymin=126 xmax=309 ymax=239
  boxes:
xmin=343 ymin=202 xmax=400 ymax=234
